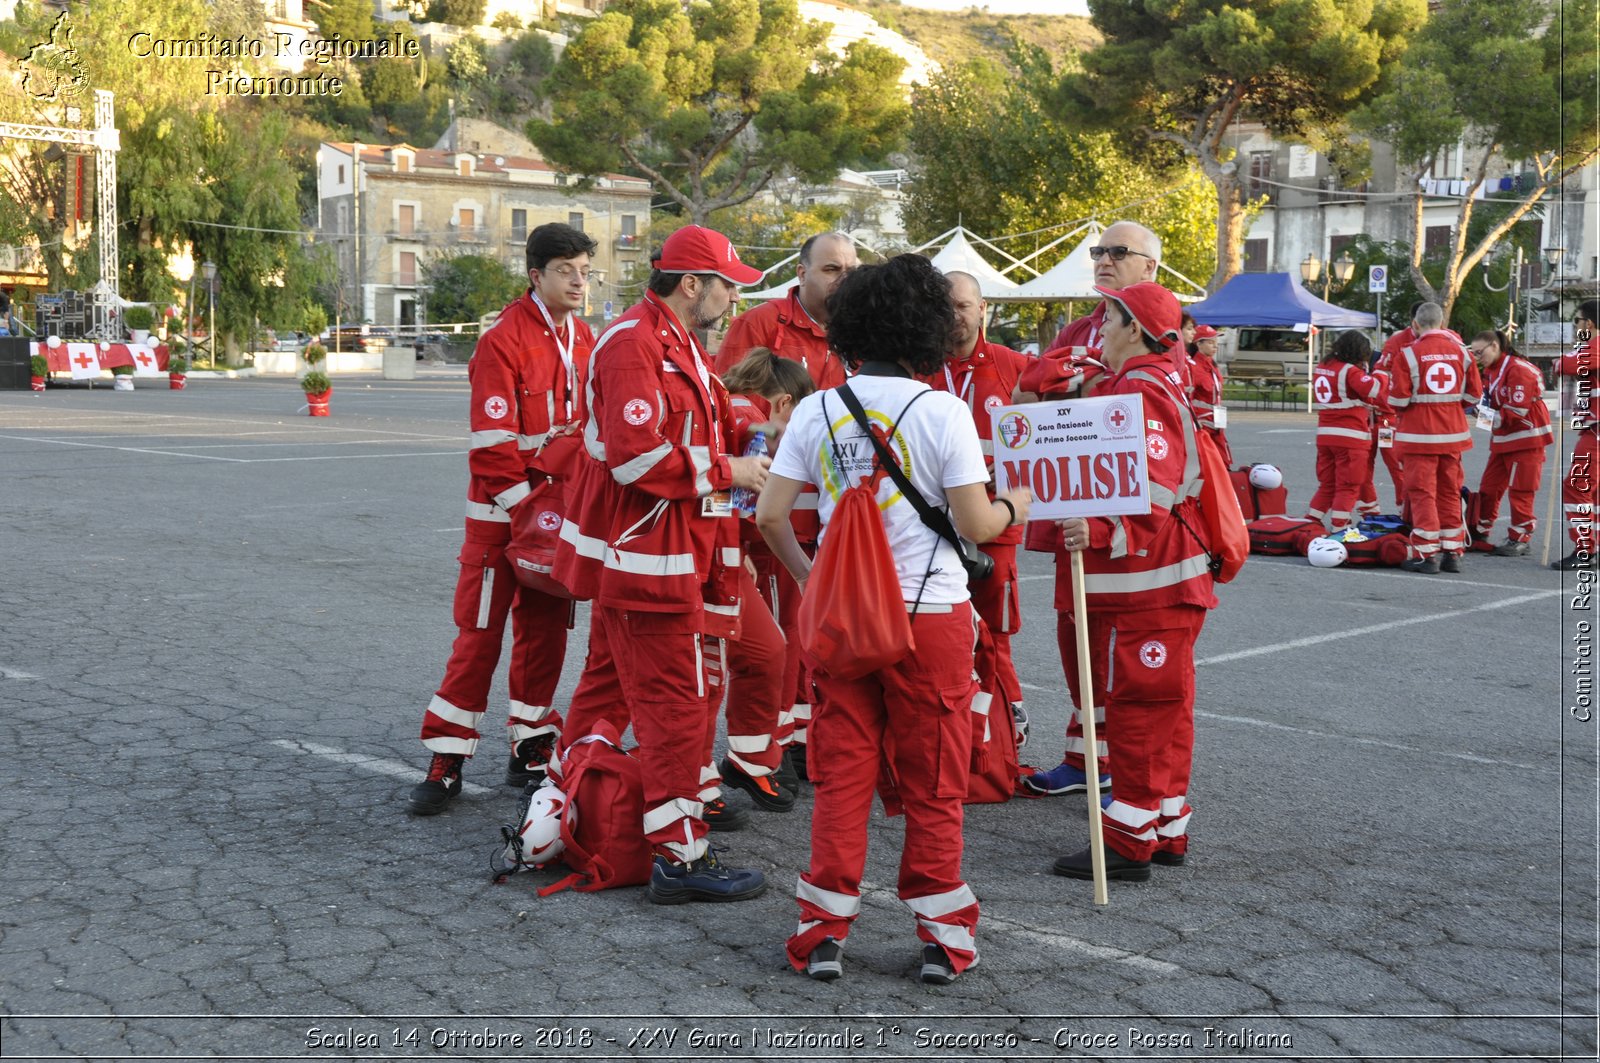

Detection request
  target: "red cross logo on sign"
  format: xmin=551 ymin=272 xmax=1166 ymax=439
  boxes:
xmin=1104 ymin=401 xmax=1133 ymax=435
xmin=1424 ymin=362 xmax=1458 ymax=394
xmin=135 ymin=352 xmax=153 ymax=367
xmin=72 ymin=352 xmax=94 ymax=369
xmin=1313 ymin=376 xmax=1334 ymax=405
xmin=1139 ymin=640 xmax=1168 ymax=669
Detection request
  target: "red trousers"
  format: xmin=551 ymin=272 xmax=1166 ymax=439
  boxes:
xmin=785 ymin=605 xmax=980 ymax=975
xmin=967 ymin=542 xmax=1022 ymax=706
xmin=1400 ymin=451 xmax=1466 ymax=559
xmin=1058 ymin=605 xmax=1205 ymax=861
xmin=1307 ymin=445 xmax=1368 ymax=530
xmin=1563 ymin=431 xmax=1598 ymax=551
xmin=1372 ymin=430 xmax=1405 ymax=508
xmin=722 ymin=567 xmax=787 ymax=777
xmin=561 ymin=606 xmax=722 ymax=865
xmin=420 ymin=524 xmax=572 ymax=758
xmin=1475 ymin=449 xmax=1547 ymax=543
xmin=750 ymin=549 xmax=810 ymax=749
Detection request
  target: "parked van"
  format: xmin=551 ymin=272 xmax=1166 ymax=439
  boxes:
xmin=1216 ymin=327 xmax=1315 ymax=381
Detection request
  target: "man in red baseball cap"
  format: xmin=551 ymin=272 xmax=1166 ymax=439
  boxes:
xmin=553 ymin=223 xmax=774 ymax=903
xmin=1044 ymin=281 xmax=1219 ymax=883
xmin=1187 ymin=324 xmax=1232 ymax=465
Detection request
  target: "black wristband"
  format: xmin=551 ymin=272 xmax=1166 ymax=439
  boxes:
xmin=995 ymin=497 xmax=1017 ymax=526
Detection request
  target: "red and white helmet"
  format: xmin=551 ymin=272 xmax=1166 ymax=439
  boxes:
xmin=512 ymin=782 xmax=570 ymax=866
xmin=1248 ymin=463 xmax=1284 ymax=490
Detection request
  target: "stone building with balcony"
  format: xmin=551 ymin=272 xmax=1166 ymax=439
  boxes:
xmin=315 ymin=138 xmax=653 ymax=327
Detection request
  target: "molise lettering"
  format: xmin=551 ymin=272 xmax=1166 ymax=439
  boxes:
xmin=999 ymin=451 xmax=1142 ymax=503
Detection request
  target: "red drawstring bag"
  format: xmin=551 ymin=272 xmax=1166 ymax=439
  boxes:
xmin=1193 ymin=430 xmax=1248 ymax=583
xmin=798 ymin=463 xmax=914 ymax=680
xmin=507 ymin=476 xmax=575 ymax=599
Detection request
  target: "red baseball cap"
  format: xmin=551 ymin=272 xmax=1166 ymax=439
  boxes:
xmin=1193 ymin=324 xmax=1220 ymax=339
xmin=1094 ymin=282 xmax=1182 ymax=346
xmin=654 ymin=225 xmax=764 ymax=285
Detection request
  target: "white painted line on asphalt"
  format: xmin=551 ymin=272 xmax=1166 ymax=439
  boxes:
xmin=0 ymin=667 xmax=39 ymax=680
xmin=1258 ymin=428 xmax=1311 ymax=434
xmin=1001 ymin=924 xmax=1183 ymax=976
xmin=272 ymin=739 xmax=491 ymax=795
xmin=1193 ymin=590 xmax=1557 ymax=666
xmin=0 ymin=433 xmax=248 ymax=461
xmin=1327 ymin=565 xmax=1556 ymax=593
xmin=143 ymin=437 xmax=460 ymax=450
xmin=238 ymin=451 xmax=461 ymax=463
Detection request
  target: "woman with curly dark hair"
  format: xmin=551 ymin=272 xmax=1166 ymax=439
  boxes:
xmin=755 ymin=254 xmax=1031 ymax=986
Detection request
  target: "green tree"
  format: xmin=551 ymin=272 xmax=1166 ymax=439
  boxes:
xmin=903 ymin=50 xmax=1219 ymax=333
xmin=422 ymin=253 xmax=524 ymax=323
xmin=1057 ymin=0 xmax=1426 ymax=291
xmin=1353 ymin=0 xmax=1600 ymax=323
xmin=528 ymin=0 xmax=908 ymax=226
xmin=429 ymin=0 xmax=487 ymax=27
xmin=312 ymin=0 xmax=374 ymax=42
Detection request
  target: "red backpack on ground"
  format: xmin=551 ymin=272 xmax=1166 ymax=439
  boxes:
xmin=1247 ymin=517 xmax=1323 ymax=555
xmin=537 ymin=721 xmax=652 ymax=894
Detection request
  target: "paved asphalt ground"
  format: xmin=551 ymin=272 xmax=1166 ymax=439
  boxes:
xmin=0 ymin=371 xmax=1595 ymax=1063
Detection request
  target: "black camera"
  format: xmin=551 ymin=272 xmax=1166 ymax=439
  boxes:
xmin=960 ymin=541 xmax=994 ymax=582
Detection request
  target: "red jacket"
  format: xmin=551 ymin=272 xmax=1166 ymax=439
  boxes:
xmin=1387 ymin=329 xmax=1482 ymax=455
xmin=1557 ymin=332 xmax=1599 ymax=432
xmin=1188 ymin=351 xmax=1227 ymax=432
xmin=555 ymin=292 xmax=741 ymax=623
xmin=1055 ymin=354 xmax=1218 ymax=614
xmin=714 ymin=288 xmax=846 ymax=390
xmin=1481 ymin=353 xmax=1553 ymax=453
xmin=464 ymin=291 xmax=594 ymax=538
xmin=923 ymin=338 xmax=1030 ymax=545
xmin=1312 ymin=360 xmax=1389 ymax=449
xmin=1046 ymin=303 xmax=1108 ymax=353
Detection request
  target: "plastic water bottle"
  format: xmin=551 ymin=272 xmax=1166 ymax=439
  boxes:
xmin=729 ymin=430 xmax=768 ymax=516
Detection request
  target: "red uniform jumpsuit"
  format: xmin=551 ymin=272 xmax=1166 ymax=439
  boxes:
xmin=418 ymin=292 xmax=591 ymax=759
xmin=715 ymin=290 xmax=843 ymax=755
xmin=553 ymin=292 xmax=743 ymax=865
xmin=1055 ymin=355 xmax=1217 ymax=862
xmin=720 ymin=393 xmax=788 ymax=780
xmin=924 ymin=338 xmax=1029 ymax=707
xmin=1368 ymin=328 xmax=1414 ymax=511
xmin=1307 ymin=360 xmax=1389 ymax=531
xmin=1387 ymin=331 xmax=1483 ymax=561
xmin=1473 ymin=352 xmax=1553 ymax=544
xmin=1557 ymin=331 xmax=1599 ymax=555
xmin=1187 ymin=349 xmax=1232 ymax=467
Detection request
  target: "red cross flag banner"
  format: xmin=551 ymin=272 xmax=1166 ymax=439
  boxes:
xmin=990 ymin=395 xmax=1152 ymax=521
xmin=129 ymin=345 xmax=163 ymax=377
xmin=65 ymin=343 xmax=101 ymax=381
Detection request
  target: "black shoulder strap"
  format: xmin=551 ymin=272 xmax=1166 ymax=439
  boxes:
xmin=836 ymin=382 xmax=972 ymax=559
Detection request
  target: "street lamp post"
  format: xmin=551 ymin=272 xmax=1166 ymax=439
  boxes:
xmin=201 ymin=260 xmax=217 ymax=368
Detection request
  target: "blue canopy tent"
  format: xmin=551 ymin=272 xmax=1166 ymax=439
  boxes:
xmin=1187 ymin=272 xmax=1378 ymax=329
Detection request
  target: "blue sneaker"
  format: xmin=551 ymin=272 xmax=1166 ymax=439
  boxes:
xmin=1021 ymin=761 xmax=1111 ymax=796
xmin=646 ymin=850 xmax=767 ymax=904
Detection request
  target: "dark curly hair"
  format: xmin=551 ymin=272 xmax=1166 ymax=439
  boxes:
xmin=1328 ymin=329 xmax=1373 ymax=367
xmin=825 ymin=254 xmax=955 ymax=375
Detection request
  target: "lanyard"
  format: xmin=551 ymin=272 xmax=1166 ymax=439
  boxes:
xmin=1486 ymin=354 xmax=1511 ymax=403
xmin=942 ymin=360 xmax=975 ymax=408
xmin=530 ymin=291 xmax=576 ymax=420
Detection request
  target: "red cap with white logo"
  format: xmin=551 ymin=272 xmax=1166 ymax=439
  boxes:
xmin=654 ymin=225 xmax=764 ymax=285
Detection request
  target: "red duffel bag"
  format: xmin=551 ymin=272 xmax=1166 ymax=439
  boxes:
xmin=1247 ymin=517 xmax=1322 ymax=556
xmin=507 ymin=476 xmax=576 ymax=598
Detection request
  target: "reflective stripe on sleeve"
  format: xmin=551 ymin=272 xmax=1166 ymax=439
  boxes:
xmin=470 ymin=429 xmax=517 ymax=449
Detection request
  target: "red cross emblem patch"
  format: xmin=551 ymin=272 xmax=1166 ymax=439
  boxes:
xmin=1423 ymin=362 xmax=1458 ymax=394
xmin=1139 ymin=640 xmax=1168 ymax=668
xmin=1146 ymin=433 xmax=1169 ymax=460
xmin=484 ymin=395 xmax=509 ymax=419
xmin=537 ymin=510 xmax=561 ymax=532
xmin=623 ymin=398 xmax=653 ymax=425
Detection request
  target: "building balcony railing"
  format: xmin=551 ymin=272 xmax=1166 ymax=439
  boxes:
xmin=448 ymin=225 xmax=489 ymax=244
xmin=616 ymin=233 xmax=641 ymax=249
xmin=387 ymin=227 xmax=424 ymax=239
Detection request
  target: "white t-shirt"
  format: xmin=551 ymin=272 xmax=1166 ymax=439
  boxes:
xmin=770 ymin=375 xmax=989 ymax=604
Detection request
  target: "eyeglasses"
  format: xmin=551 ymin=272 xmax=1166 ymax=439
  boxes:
xmin=1089 ymin=245 xmax=1156 ymax=262
xmin=1469 ymin=346 xmax=1492 ymax=358
xmin=541 ymin=265 xmax=592 ymax=282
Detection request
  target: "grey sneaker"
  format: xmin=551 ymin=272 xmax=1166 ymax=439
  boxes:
xmin=806 ymin=938 xmax=843 ymax=981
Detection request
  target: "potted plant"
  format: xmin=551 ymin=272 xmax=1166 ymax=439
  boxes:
xmin=123 ymin=305 xmax=155 ymax=344
xmin=302 ymin=340 xmax=328 ymax=373
xmin=301 ymin=369 xmax=331 ymax=416
xmin=111 ymin=363 xmax=135 ymax=391
xmin=167 ymin=352 xmax=189 ymax=390
xmin=29 ymin=353 xmax=48 ymax=391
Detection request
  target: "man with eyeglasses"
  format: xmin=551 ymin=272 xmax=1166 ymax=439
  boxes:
xmin=553 ymin=225 xmax=776 ymax=902
xmin=713 ymin=230 xmax=859 ymax=782
xmin=1553 ymin=299 xmax=1600 ymax=569
xmin=409 ymin=222 xmax=599 ymax=815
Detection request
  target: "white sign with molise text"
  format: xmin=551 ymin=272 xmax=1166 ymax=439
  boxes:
xmin=990 ymin=395 xmax=1152 ymax=521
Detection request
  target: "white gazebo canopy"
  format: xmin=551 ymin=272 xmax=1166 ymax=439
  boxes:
xmin=919 ymin=226 xmax=1024 ymax=298
xmin=1004 ymin=222 xmax=1103 ymax=302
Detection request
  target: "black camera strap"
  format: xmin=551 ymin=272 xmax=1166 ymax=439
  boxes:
xmin=837 ymin=382 xmax=981 ymax=572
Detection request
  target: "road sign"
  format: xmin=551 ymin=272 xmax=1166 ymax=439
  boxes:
xmin=603 ymin=299 xmax=615 ymax=322
xmin=1369 ymin=265 xmax=1388 ymax=293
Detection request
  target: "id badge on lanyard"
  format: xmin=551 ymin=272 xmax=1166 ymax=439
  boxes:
xmin=530 ymin=292 xmax=576 ymax=421
xmin=943 ymin=362 xmax=975 ymax=410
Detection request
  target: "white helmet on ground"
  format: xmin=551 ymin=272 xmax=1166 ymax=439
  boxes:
xmin=513 ymin=782 xmax=569 ymax=866
xmin=1307 ymin=538 xmax=1349 ymax=568
xmin=1249 ymin=464 xmax=1284 ymax=490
